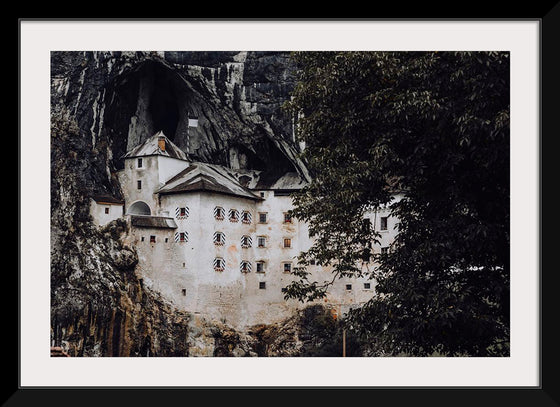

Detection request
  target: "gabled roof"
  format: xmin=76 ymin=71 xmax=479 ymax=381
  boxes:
xmin=123 ymin=131 xmax=188 ymax=161
xmin=157 ymin=162 xmax=262 ymax=201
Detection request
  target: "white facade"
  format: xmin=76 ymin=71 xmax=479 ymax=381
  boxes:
xmin=89 ymin=196 xmax=124 ymax=226
xmin=104 ymin=133 xmax=397 ymax=328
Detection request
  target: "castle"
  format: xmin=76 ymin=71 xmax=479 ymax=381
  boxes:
xmin=90 ymin=131 xmax=399 ymax=329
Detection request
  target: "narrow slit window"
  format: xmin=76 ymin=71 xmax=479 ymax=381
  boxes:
xmin=137 ymin=180 xmax=142 ymax=190
xmin=137 ymin=158 xmax=143 ymax=168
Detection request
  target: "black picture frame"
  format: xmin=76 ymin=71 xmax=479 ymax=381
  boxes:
xmin=14 ymin=5 xmax=554 ymax=405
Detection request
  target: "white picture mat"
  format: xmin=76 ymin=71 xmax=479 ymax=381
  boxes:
xmin=19 ymin=20 xmax=540 ymax=387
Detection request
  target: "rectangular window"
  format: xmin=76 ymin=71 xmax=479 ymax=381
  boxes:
xmin=150 ymin=235 xmax=156 ymax=243
xmin=284 ymin=212 xmax=292 ymax=223
xmin=104 ymin=207 xmax=110 ymax=214
xmin=362 ymin=218 xmax=371 ymax=233
xmin=137 ymin=180 xmax=142 ymax=190
xmin=283 ymin=238 xmax=292 ymax=248
xmin=181 ymin=288 xmax=187 ymax=296
xmin=141 ymin=236 xmax=145 ymax=242
xmin=256 ymin=261 xmax=265 ymax=273
xmin=283 ymin=263 xmax=292 ymax=273
xmin=380 ymin=216 xmax=388 ymax=231
xmin=258 ymin=212 xmax=268 ymax=223
xmin=346 ymin=284 xmax=352 ymax=291
xmin=257 ymin=236 xmax=266 ymax=248
xmin=259 ymin=282 xmax=266 ymax=289
xmin=260 ymin=192 xmax=265 ymax=198
xmin=137 ymin=158 xmax=143 ymax=168
xmin=364 ymin=283 xmax=371 ymax=289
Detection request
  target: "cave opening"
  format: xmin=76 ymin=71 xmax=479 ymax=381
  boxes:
xmin=148 ymin=62 xmax=181 ymax=140
xmin=105 ymin=60 xmax=189 ymax=169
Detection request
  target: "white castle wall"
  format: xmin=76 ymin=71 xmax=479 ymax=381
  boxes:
xmin=112 ymin=154 xmax=398 ymax=329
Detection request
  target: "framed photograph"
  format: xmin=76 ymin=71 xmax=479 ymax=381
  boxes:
xmin=17 ymin=15 xmax=549 ymax=405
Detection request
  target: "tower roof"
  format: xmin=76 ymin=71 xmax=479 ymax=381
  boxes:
xmin=123 ymin=131 xmax=188 ymax=161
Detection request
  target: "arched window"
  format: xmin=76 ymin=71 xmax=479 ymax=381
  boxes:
xmin=128 ymin=201 xmax=151 ymax=215
xmin=214 ymin=206 xmax=224 ymax=220
xmin=228 ymin=209 xmax=239 ymax=222
xmin=213 ymin=257 xmax=225 ymax=272
xmin=240 ymin=261 xmax=251 ymax=273
xmin=241 ymin=211 xmax=252 ymax=224
xmin=241 ymin=235 xmax=252 ymax=248
xmin=213 ymin=231 xmax=226 ymax=246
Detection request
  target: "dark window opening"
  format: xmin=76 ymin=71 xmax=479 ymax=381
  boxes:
xmin=284 ymin=212 xmax=292 ymax=223
xmin=181 ymin=288 xmax=186 ymax=296
xmin=364 ymin=283 xmax=371 ymax=289
xmin=137 ymin=180 xmax=142 ymax=190
xmin=259 ymin=282 xmax=266 ymax=289
xmin=346 ymin=284 xmax=352 ymax=291
xmin=104 ymin=207 xmax=110 ymax=214
xmin=137 ymin=158 xmax=143 ymax=168
xmin=150 ymin=235 xmax=156 ymax=243
xmin=380 ymin=216 xmax=388 ymax=231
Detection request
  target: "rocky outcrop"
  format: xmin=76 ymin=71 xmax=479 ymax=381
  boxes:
xmin=50 ymin=52 xmax=319 ymax=357
xmin=51 ymin=51 xmax=308 ymax=198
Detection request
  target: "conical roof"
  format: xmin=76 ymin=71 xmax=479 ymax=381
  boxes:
xmin=123 ymin=131 xmax=188 ymax=161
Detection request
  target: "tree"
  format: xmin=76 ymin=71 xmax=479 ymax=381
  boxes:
xmin=284 ymin=51 xmax=510 ymax=356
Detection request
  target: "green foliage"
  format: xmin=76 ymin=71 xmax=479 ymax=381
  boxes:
xmin=298 ymin=305 xmax=363 ymax=357
xmin=284 ymin=51 xmax=510 ymax=356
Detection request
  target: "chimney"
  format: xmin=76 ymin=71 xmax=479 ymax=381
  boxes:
xmin=158 ymin=136 xmax=166 ymax=152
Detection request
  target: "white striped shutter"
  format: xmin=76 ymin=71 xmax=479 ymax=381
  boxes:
xmin=240 ymin=261 xmax=252 ymax=273
xmin=241 ymin=235 xmax=252 ymax=248
xmin=213 ymin=231 xmax=226 ymax=245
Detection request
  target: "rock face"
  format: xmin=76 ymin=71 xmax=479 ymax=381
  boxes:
xmin=51 ymin=51 xmax=307 ymax=199
xmin=50 ymin=51 xmax=332 ymax=357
